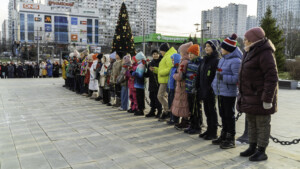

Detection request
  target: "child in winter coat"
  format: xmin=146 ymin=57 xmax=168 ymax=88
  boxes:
xmin=85 ymin=54 xmax=94 ymax=97
xmin=89 ymin=54 xmax=100 ymax=99
xmin=144 ymin=50 xmax=162 ymax=118
xmin=184 ymin=44 xmax=203 ymax=135
xmin=211 ymin=34 xmax=242 ymax=149
xmin=131 ymin=52 xmax=146 ymax=116
xmin=126 ymin=56 xmax=138 ymax=113
xmin=117 ymin=54 xmax=132 ymax=111
xmin=111 ymin=51 xmax=123 ymax=107
xmin=167 ymin=53 xmax=181 ymax=125
xmin=172 ymin=42 xmax=193 ymax=130
xmin=105 ymin=52 xmax=116 ymax=106
xmin=99 ymin=54 xmax=110 ymax=103
xmin=197 ymin=39 xmax=221 ymax=140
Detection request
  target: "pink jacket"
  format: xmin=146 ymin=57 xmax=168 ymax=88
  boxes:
xmin=126 ymin=63 xmax=138 ymax=89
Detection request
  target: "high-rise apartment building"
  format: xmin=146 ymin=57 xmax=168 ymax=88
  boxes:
xmin=201 ymin=3 xmax=247 ymax=38
xmin=247 ymin=16 xmax=257 ymax=30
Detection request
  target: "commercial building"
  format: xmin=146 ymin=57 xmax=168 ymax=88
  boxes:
xmin=2 ymin=20 xmax=9 ymax=43
xmin=8 ymin=0 xmax=157 ymax=52
xmin=246 ymin=16 xmax=258 ymax=30
xmin=201 ymin=3 xmax=247 ymax=38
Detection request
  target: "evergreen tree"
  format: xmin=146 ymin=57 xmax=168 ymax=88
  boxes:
xmin=260 ymin=6 xmax=285 ymax=71
xmin=111 ymin=2 xmax=136 ymax=56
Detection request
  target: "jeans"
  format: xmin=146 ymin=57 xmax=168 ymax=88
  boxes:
xmin=121 ymin=86 xmax=129 ymax=110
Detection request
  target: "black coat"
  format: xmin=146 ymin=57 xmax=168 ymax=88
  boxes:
xmin=53 ymin=64 xmax=60 ymax=77
xmin=144 ymin=58 xmax=161 ymax=92
xmin=196 ymin=51 xmax=220 ymax=99
xmin=28 ymin=65 xmax=34 ymax=77
xmin=17 ymin=66 xmax=24 ymax=78
xmin=34 ymin=65 xmax=39 ymax=77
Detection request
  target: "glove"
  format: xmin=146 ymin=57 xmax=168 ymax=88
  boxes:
xmin=263 ymin=102 xmax=273 ymax=109
xmin=217 ymin=72 xmax=223 ymax=80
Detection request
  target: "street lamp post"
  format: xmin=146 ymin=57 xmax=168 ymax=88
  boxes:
xmin=194 ymin=21 xmax=211 ymax=55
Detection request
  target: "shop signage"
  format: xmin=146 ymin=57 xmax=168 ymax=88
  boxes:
xmin=71 ymin=17 xmax=78 ymax=25
xmin=23 ymin=4 xmax=40 ymax=10
xmin=71 ymin=34 xmax=78 ymax=42
xmin=80 ymin=21 xmax=87 ymax=25
xmin=48 ymin=1 xmax=74 ymax=7
xmin=45 ymin=24 xmax=52 ymax=32
xmin=34 ymin=17 xmax=42 ymax=22
xmin=45 ymin=15 xmax=52 ymax=23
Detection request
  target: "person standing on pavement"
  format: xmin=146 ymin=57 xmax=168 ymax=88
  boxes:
xmin=238 ymin=27 xmax=278 ymax=162
xmin=89 ymin=54 xmax=100 ymax=99
xmin=16 ymin=62 xmax=24 ymax=78
xmin=211 ymin=33 xmax=242 ymax=149
xmin=100 ymin=54 xmax=111 ymax=104
xmin=62 ymin=59 xmax=68 ymax=86
xmin=144 ymin=50 xmax=162 ymax=118
xmin=198 ymin=39 xmax=220 ymax=140
xmin=7 ymin=62 xmax=15 ymax=78
xmin=152 ymin=43 xmax=177 ymax=121
xmin=46 ymin=60 xmax=53 ymax=77
xmin=80 ymin=50 xmax=89 ymax=95
xmin=111 ymin=51 xmax=123 ymax=108
xmin=53 ymin=62 xmax=60 ymax=78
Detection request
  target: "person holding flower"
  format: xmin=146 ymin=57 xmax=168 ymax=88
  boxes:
xmin=211 ymin=33 xmax=242 ymax=149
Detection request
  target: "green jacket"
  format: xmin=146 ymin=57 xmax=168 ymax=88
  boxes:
xmin=153 ymin=47 xmax=177 ymax=84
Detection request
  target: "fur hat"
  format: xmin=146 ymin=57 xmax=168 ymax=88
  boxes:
xmin=244 ymin=27 xmax=265 ymax=42
xmin=179 ymin=42 xmax=193 ymax=59
xmin=123 ymin=54 xmax=131 ymax=64
xmin=110 ymin=52 xmax=116 ymax=59
xmin=221 ymin=33 xmax=238 ymax=53
xmin=135 ymin=52 xmax=146 ymax=61
xmin=187 ymin=44 xmax=200 ymax=56
xmin=159 ymin=43 xmax=170 ymax=52
xmin=205 ymin=39 xmax=221 ymax=51
xmin=171 ymin=54 xmax=181 ymax=66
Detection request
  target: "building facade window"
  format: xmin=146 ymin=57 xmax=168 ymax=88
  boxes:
xmin=95 ymin=19 xmax=98 ymax=44
xmin=20 ymin=13 xmax=25 ymax=41
xmin=54 ymin=16 xmax=68 ymax=43
xmin=87 ymin=19 xmax=93 ymax=44
xmin=27 ymin=14 xmax=34 ymax=42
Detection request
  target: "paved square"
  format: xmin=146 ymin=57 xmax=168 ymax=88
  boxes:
xmin=0 ymin=78 xmax=299 ymax=169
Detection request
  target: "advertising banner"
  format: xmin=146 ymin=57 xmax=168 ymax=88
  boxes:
xmin=45 ymin=15 xmax=52 ymax=23
xmin=80 ymin=21 xmax=87 ymax=25
xmin=71 ymin=34 xmax=78 ymax=42
xmin=45 ymin=24 xmax=52 ymax=32
xmin=71 ymin=17 xmax=78 ymax=25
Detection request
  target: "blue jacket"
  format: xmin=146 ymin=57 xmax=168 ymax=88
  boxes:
xmin=212 ymin=47 xmax=242 ymax=97
xmin=185 ymin=57 xmax=202 ymax=93
xmin=168 ymin=54 xmax=181 ymax=90
xmin=47 ymin=62 xmax=53 ymax=77
xmin=132 ymin=61 xmax=145 ymax=89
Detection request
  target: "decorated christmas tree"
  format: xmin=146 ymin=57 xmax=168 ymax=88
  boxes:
xmin=111 ymin=2 xmax=136 ymax=56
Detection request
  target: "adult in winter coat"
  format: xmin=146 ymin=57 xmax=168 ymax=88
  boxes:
xmin=89 ymin=54 xmax=100 ymax=98
xmin=2 ymin=63 xmax=8 ymax=78
xmin=104 ymin=52 xmax=116 ymax=106
xmin=197 ymin=39 xmax=220 ymax=140
xmin=110 ymin=51 xmax=123 ymax=107
xmin=95 ymin=54 xmax=104 ymax=101
xmin=46 ymin=60 xmax=53 ymax=77
xmin=28 ymin=63 xmax=34 ymax=78
xmin=23 ymin=63 xmax=28 ymax=78
xmin=85 ymin=54 xmax=94 ymax=96
xmin=62 ymin=60 xmax=68 ymax=86
xmin=211 ymin=33 xmax=242 ymax=149
xmin=237 ymin=27 xmax=278 ymax=162
xmin=33 ymin=62 xmax=40 ymax=78
xmin=53 ymin=62 xmax=60 ymax=77
xmin=16 ymin=63 xmax=24 ymax=78
xmin=7 ymin=63 xmax=15 ymax=78
xmin=172 ymin=42 xmax=192 ymax=128
xmin=144 ymin=50 xmax=162 ymax=118
xmin=131 ymin=52 xmax=146 ymax=116
xmin=152 ymin=43 xmax=177 ymax=120
xmin=80 ymin=50 xmax=89 ymax=95
xmin=100 ymin=54 xmax=110 ymax=104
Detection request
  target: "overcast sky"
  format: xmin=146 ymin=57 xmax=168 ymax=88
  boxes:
xmin=0 ymin=0 xmax=257 ymax=36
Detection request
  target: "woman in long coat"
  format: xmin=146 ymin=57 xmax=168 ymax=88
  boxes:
xmin=89 ymin=54 xmax=100 ymax=98
xmin=237 ymin=27 xmax=278 ymax=162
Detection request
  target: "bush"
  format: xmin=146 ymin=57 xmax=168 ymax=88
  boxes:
xmin=286 ymin=58 xmax=300 ymax=80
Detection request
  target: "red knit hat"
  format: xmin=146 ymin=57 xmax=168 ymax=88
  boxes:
xmin=244 ymin=27 xmax=265 ymax=42
xmin=187 ymin=44 xmax=200 ymax=56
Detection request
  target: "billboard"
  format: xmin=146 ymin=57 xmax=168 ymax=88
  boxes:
xmin=71 ymin=18 xmax=78 ymax=25
xmin=23 ymin=4 xmax=40 ymax=10
xmin=45 ymin=15 xmax=52 ymax=23
xmin=80 ymin=21 xmax=87 ymax=25
xmin=45 ymin=24 xmax=52 ymax=32
xmin=71 ymin=34 xmax=78 ymax=42
xmin=34 ymin=17 xmax=42 ymax=22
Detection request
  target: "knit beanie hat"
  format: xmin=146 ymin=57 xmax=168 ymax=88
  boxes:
xmin=179 ymin=42 xmax=193 ymax=59
xmin=110 ymin=52 xmax=116 ymax=59
xmin=123 ymin=54 xmax=131 ymax=64
xmin=151 ymin=49 xmax=159 ymax=55
xmin=159 ymin=43 xmax=170 ymax=52
xmin=187 ymin=44 xmax=200 ymax=56
xmin=244 ymin=27 xmax=265 ymax=42
xmin=135 ymin=52 xmax=146 ymax=61
xmin=221 ymin=33 xmax=238 ymax=53
xmin=171 ymin=54 xmax=181 ymax=66
xmin=205 ymin=39 xmax=221 ymax=51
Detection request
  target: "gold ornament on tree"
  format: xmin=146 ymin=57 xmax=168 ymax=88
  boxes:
xmin=116 ymin=35 xmax=120 ymax=39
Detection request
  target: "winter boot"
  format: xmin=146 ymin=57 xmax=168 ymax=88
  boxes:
xmin=113 ymin=98 xmax=121 ymax=107
xmin=199 ymin=130 xmax=208 ymax=138
xmin=204 ymin=129 xmax=217 ymax=140
xmin=95 ymin=96 xmax=103 ymax=101
xmin=87 ymin=90 xmax=92 ymax=97
xmin=158 ymin=112 xmax=168 ymax=121
xmin=220 ymin=133 xmax=236 ymax=149
xmin=175 ymin=118 xmax=189 ymax=130
xmin=155 ymin=110 xmax=162 ymax=118
xmin=134 ymin=110 xmax=144 ymax=116
xmin=240 ymin=143 xmax=257 ymax=157
xmin=212 ymin=130 xmax=226 ymax=145
xmin=90 ymin=91 xmax=99 ymax=99
xmin=145 ymin=109 xmax=156 ymax=118
xmin=237 ymin=119 xmax=249 ymax=143
xmin=249 ymin=147 xmax=268 ymax=161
